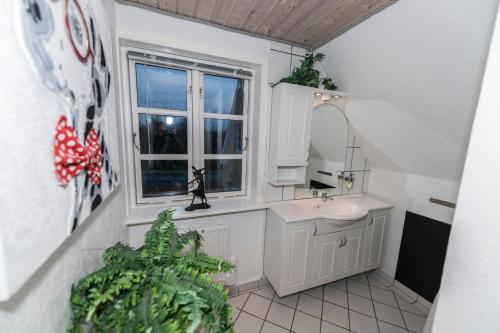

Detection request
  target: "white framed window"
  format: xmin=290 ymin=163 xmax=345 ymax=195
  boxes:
xmin=128 ymin=53 xmax=250 ymax=204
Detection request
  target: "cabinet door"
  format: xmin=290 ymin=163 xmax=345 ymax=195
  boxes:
xmin=311 ymin=232 xmax=342 ymax=286
xmin=281 ymin=222 xmax=313 ymax=295
xmin=364 ymin=212 xmax=387 ymax=270
xmin=275 ymin=84 xmax=313 ymax=166
xmin=336 ymin=227 xmax=366 ymax=279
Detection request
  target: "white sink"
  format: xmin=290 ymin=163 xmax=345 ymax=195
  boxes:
xmin=269 ymin=195 xmax=393 ymax=224
xmin=291 ymin=198 xmax=369 ymax=221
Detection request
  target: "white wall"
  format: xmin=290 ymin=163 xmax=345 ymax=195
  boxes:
xmin=0 ymin=190 xmax=127 ymax=332
xmin=318 ymin=0 xmax=497 ymax=181
xmin=431 ymin=5 xmax=500 ymax=331
xmin=0 ymin=2 xmax=128 ymax=331
xmin=367 ymin=169 xmax=460 ymax=276
xmin=318 ymin=0 xmax=498 ymax=277
xmin=115 ymin=3 xmax=276 ymax=286
xmin=115 ymin=3 xmax=274 ymax=207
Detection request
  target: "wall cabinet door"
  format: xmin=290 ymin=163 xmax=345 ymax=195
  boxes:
xmin=336 ymin=227 xmax=366 ymax=279
xmin=311 ymin=232 xmax=342 ymax=286
xmin=281 ymin=222 xmax=313 ymax=295
xmin=273 ymin=83 xmax=314 ymax=166
xmin=364 ymin=211 xmax=387 ymax=270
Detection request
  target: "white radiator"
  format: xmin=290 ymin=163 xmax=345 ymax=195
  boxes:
xmin=199 ymin=225 xmax=230 ymax=260
xmin=180 ymin=224 xmax=236 ymax=285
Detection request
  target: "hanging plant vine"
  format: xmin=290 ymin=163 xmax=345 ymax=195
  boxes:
xmin=279 ymin=51 xmax=337 ymax=90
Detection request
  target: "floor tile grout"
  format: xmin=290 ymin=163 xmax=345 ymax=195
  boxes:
xmin=230 ymin=274 xmax=426 ymax=333
xmin=319 ymin=286 xmax=324 ymax=332
xmin=326 ymin=281 xmax=426 ymax=317
xmin=246 ymin=278 xmax=408 ymax=311
xmin=366 ymin=273 xmax=382 ymax=333
xmin=290 ymin=294 xmax=298 ymax=333
xmin=232 ymin=292 xmax=251 ymax=329
xmin=235 ymin=304 xmax=409 ymax=333
xmin=394 ymin=292 xmax=411 ymax=332
xmin=345 ymin=278 xmax=351 ymax=331
xmin=233 ymin=293 xmax=418 ymax=328
xmin=258 ymin=290 xmax=274 ymax=333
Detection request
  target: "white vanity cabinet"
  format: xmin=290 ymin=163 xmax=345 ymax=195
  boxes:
xmin=337 ymin=227 xmax=367 ymax=279
xmin=265 ymin=204 xmax=391 ymax=297
xmin=282 ymin=221 xmax=314 ymax=294
xmin=363 ymin=210 xmax=387 ymax=271
xmin=311 ymin=231 xmax=342 ymax=286
xmin=267 ymin=83 xmax=314 ymax=185
xmin=264 ymin=210 xmax=315 ymax=296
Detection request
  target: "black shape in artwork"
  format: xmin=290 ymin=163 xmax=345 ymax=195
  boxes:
xmin=91 ymin=194 xmax=102 ymax=211
xmin=185 ymin=167 xmax=210 ymax=212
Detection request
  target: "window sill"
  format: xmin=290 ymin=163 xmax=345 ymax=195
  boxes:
xmin=124 ymin=197 xmax=269 ymax=226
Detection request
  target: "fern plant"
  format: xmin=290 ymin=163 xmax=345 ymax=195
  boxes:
xmin=69 ymin=209 xmax=235 ymax=333
xmin=279 ymin=51 xmax=337 ymax=90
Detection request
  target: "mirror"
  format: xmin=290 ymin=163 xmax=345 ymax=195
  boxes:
xmin=295 ymin=103 xmax=349 ymax=199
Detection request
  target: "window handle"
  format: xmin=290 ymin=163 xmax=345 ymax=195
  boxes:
xmin=132 ymin=132 xmax=140 ymax=150
xmin=241 ymin=137 xmax=249 ymax=152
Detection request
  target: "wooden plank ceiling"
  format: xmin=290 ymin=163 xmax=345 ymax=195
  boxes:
xmin=120 ymin=0 xmax=399 ymax=49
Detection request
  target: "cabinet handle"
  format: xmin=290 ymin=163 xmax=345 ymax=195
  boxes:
xmin=342 ymin=238 xmax=347 ymax=247
xmin=313 ymin=224 xmax=318 ymax=236
xmin=368 ymin=218 xmax=374 ymax=226
xmin=241 ymin=137 xmax=249 ymax=152
xmin=339 ymin=237 xmax=346 ymax=247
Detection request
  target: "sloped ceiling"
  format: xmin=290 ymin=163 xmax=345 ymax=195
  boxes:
xmin=119 ymin=0 xmax=399 ymax=48
xmin=317 ymin=0 xmax=498 ymax=181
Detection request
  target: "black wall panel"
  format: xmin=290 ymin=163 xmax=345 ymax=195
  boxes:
xmin=395 ymin=211 xmax=451 ymax=302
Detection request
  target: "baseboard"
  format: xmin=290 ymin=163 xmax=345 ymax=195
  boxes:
xmin=373 ymin=269 xmax=432 ymax=315
xmin=227 ymin=277 xmax=270 ymax=297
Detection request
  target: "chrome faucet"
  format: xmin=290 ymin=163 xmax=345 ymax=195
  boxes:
xmin=321 ymin=192 xmax=334 ymax=202
xmin=310 ymin=187 xmax=319 ymax=198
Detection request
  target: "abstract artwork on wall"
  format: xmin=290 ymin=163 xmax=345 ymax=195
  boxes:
xmin=0 ymin=0 xmax=120 ymax=300
xmin=22 ymin=0 xmax=120 ymax=232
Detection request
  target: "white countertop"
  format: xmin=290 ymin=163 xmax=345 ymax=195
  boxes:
xmin=269 ymin=194 xmax=393 ymax=223
xmin=124 ymin=194 xmax=392 ymax=226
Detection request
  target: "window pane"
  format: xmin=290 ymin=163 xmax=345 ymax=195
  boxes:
xmin=204 ymin=74 xmax=244 ymax=115
xmin=136 ymin=63 xmax=187 ymax=110
xmin=138 ymin=114 xmax=188 ymax=154
xmin=141 ymin=160 xmax=188 ymax=197
xmin=204 ymin=159 xmax=242 ymax=193
xmin=204 ymin=119 xmax=243 ymax=154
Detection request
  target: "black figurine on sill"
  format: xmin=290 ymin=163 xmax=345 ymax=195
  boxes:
xmin=185 ymin=166 xmax=211 ymax=211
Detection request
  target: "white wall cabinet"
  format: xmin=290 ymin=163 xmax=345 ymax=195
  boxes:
xmin=265 ymin=208 xmax=390 ymax=297
xmin=267 ymin=83 xmax=314 ymax=185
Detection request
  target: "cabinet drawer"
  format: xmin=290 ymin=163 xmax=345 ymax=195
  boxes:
xmin=313 ymin=217 xmax=367 ymax=236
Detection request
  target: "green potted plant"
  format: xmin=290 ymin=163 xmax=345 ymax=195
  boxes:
xmin=69 ymin=209 xmax=235 ymax=333
xmin=278 ymin=51 xmax=337 ymax=90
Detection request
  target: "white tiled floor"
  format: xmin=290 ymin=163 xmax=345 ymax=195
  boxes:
xmin=228 ymin=272 xmax=428 ymax=333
